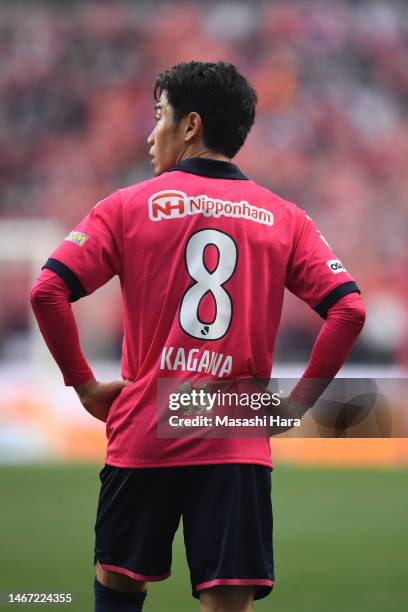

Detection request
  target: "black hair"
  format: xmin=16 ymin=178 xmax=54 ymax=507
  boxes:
xmin=154 ymin=61 xmax=257 ymax=159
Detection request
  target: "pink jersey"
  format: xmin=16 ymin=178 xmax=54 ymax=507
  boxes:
xmin=44 ymin=158 xmax=359 ymax=468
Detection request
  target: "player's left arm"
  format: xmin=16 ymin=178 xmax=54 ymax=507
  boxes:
xmin=284 ymin=208 xmax=366 ymax=415
xmin=277 ymin=293 xmax=366 ymax=427
xmin=30 ymin=191 xmax=128 ymax=422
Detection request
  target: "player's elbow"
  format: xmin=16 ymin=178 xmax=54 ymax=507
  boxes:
xmin=343 ymin=294 xmax=366 ymax=329
xmin=30 ymin=283 xmax=47 ymax=309
xmin=351 ymin=295 xmax=366 ymax=326
xmin=30 ymin=279 xmax=58 ymax=308
xmin=30 ymin=270 xmax=71 ymax=309
xmin=328 ymin=293 xmax=366 ymax=330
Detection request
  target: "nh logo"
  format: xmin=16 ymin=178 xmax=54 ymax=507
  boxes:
xmin=149 ymin=190 xmax=187 ymax=221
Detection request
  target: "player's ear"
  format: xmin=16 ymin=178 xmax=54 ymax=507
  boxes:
xmin=183 ymin=111 xmax=202 ymax=142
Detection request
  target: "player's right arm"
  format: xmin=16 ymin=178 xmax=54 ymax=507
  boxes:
xmin=30 ymin=190 xmax=128 ymax=421
xmin=30 ymin=268 xmax=128 ymax=422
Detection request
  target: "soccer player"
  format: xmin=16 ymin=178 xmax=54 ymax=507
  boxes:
xmin=30 ymin=61 xmax=365 ymax=612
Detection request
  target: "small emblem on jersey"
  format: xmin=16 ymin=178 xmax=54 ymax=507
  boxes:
xmin=327 ymin=259 xmax=346 ymax=274
xmin=148 ymin=189 xmax=273 ymax=226
xmin=65 ymin=231 xmax=89 ymax=247
xmin=149 ymin=190 xmax=186 ymax=220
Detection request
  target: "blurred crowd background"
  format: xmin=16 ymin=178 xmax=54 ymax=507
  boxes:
xmin=1 ymin=0 xmax=407 ymax=366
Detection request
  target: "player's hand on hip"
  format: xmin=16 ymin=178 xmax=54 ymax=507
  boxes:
xmin=74 ymin=377 xmax=132 ymax=422
xmin=269 ymin=395 xmax=307 ymax=436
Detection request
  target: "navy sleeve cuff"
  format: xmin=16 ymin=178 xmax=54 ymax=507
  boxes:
xmin=42 ymin=258 xmax=87 ymax=303
xmin=314 ymin=281 xmax=361 ymax=319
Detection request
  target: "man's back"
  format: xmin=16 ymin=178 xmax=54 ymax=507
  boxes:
xmin=121 ymin=159 xmax=286 ymax=383
xmin=45 ymin=157 xmax=358 ymax=468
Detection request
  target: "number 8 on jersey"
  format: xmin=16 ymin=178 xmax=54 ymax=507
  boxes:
xmin=179 ymin=229 xmax=238 ymax=341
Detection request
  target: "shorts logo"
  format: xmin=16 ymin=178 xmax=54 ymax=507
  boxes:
xmin=148 ymin=190 xmax=273 ymax=226
xmin=327 ymin=259 xmax=346 ymax=274
xmin=65 ymin=231 xmax=89 ymax=247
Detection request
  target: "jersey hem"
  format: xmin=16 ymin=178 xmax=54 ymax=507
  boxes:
xmin=105 ymin=456 xmax=272 ymax=469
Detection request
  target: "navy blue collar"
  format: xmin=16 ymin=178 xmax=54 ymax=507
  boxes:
xmin=169 ymin=157 xmax=248 ymax=180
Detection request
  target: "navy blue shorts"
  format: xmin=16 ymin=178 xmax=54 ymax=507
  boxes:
xmin=94 ymin=463 xmax=274 ymax=600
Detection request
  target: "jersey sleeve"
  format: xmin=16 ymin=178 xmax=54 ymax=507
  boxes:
xmin=285 ymin=208 xmax=360 ymax=318
xmin=42 ymin=191 xmax=123 ymax=302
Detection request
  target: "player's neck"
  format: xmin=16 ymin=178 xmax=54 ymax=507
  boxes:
xmin=178 ymin=147 xmax=230 ymax=164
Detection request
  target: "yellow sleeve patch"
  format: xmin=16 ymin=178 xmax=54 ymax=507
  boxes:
xmin=64 ymin=231 xmax=89 ymax=247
